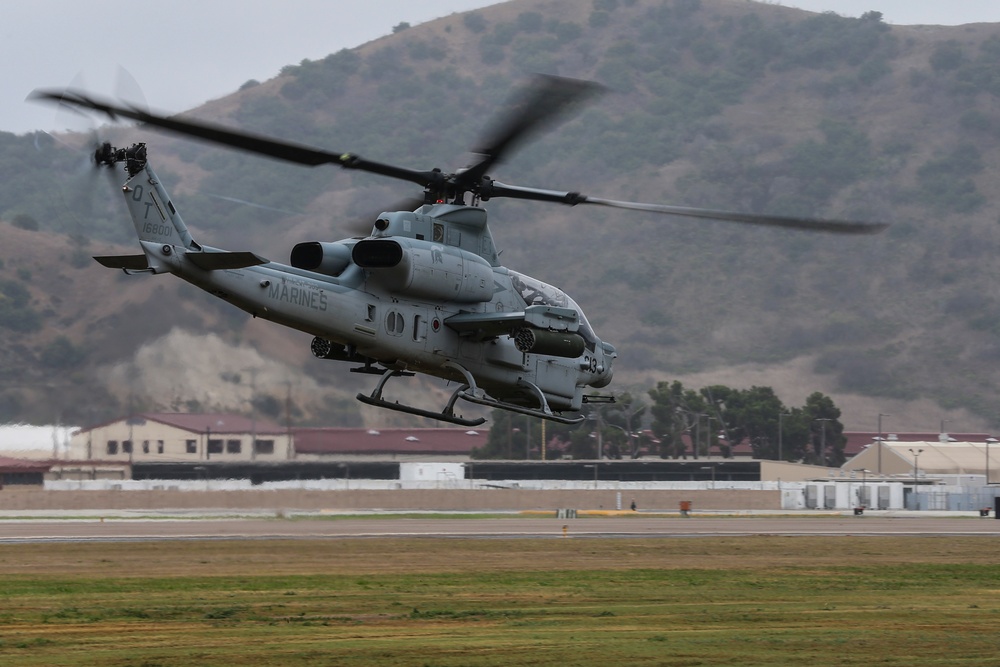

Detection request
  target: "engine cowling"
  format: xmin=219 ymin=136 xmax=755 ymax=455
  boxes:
xmin=352 ymin=238 xmax=493 ymax=303
xmin=291 ymin=241 xmax=353 ymax=277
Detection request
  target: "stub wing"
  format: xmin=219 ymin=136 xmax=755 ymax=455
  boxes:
xmin=445 ymin=305 xmax=579 ymax=341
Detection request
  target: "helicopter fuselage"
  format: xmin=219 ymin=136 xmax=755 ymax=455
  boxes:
xmin=115 ymin=157 xmax=615 ymax=422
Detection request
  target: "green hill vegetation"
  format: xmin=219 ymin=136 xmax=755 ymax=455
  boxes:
xmin=3 ymin=0 xmax=1000 ymax=432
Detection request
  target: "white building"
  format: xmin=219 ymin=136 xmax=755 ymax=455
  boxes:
xmin=69 ymin=413 xmax=292 ymax=462
xmin=0 ymin=424 xmax=78 ymax=459
xmin=844 ymin=440 xmax=1000 ymax=484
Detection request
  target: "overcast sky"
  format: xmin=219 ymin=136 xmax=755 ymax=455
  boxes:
xmin=5 ymin=1 xmax=1000 ymax=135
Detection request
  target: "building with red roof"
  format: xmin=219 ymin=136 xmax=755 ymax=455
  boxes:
xmin=68 ymin=413 xmax=483 ymax=464
xmin=0 ymin=456 xmax=51 ymax=486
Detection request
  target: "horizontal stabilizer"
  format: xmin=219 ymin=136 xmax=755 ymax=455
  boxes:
xmin=93 ymin=254 xmax=149 ymax=270
xmin=185 ymin=251 xmax=269 ymax=271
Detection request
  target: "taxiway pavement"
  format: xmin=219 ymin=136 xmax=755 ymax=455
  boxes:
xmin=1 ymin=514 xmax=997 ymax=543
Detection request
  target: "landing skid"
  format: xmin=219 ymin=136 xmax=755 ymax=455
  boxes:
xmin=355 ymin=368 xmax=486 ymax=427
xmin=356 ymin=363 xmax=585 ymax=426
xmin=457 ymin=390 xmax=585 ymax=425
xmin=443 ymin=363 xmax=585 ymax=425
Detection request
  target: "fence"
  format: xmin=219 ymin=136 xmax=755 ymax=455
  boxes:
xmin=906 ymin=488 xmax=1000 ymax=511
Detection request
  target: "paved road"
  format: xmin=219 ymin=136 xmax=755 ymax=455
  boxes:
xmin=1 ymin=515 xmax=998 ymax=542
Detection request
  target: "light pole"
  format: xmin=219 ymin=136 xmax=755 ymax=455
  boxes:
xmin=814 ymin=418 xmax=832 ymax=465
xmin=525 ymin=416 xmax=531 ymax=460
xmin=705 ymin=416 xmax=715 ymax=458
xmin=877 ymin=413 xmax=890 ymax=474
xmin=700 ymin=465 xmax=716 ymax=489
xmin=909 ymin=447 xmax=923 ymax=510
xmin=694 ymin=414 xmax=709 ymax=460
xmin=778 ymin=411 xmax=790 ymax=461
xmin=604 ymin=422 xmax=634 ymax=459
xmin=986 ymin=438 xmax=997 ymax=485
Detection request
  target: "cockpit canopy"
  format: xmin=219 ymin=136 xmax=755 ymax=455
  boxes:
xmin=509 ymin=270 xmax=598 ymax=348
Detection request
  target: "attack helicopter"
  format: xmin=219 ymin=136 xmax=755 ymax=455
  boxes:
xmin=32 ymin=76 xmax=886 ymax=427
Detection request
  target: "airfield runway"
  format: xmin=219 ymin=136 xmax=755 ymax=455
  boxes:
xmin=1 ymin=515 xmax=998 ymax=543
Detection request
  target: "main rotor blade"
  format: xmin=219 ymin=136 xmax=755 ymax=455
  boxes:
xmin=486 ymin=181 xmax=888 ymax=235
xmin=584 ymin=197 xmax=889 ymax=234
xmin=459 ymin=75 xmax=603 ymax=187
xmin=29 ymin=88 xmax=441 ymax=188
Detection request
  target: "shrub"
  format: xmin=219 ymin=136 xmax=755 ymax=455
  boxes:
xmin=0 ymin=279 xmax=40 ymax=332
xmin=11 ymin=214 xmax=38 ymax=231
xmin=930 ymin=40 xmax=966 ymax=72
xmin=40 ymin=336 xmax=86 ymax=369
xmin=463 ymin=13 xmax=487 ymax=33
xmin=915 ymin=144 xmax=985 ymax=213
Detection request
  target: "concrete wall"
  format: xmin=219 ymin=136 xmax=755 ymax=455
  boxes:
xmin=0 ymin=488 xmax=780 ymax=512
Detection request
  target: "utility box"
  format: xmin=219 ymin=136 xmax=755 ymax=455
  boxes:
xmin=805 ymin=485 xmax=819 ymax=509
xmin=878 ymin=486 xmax=891 ymax=510
xmin=399 ymin=462 xmax=464 ymax=485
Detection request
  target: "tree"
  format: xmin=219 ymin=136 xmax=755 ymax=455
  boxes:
xmin=566 ymin=425 xmax=599 ymax=460
xmin=648 ymin=382 xmax=845 ymax=465
xmin=474 ymin=410 xmax=578 ymax=460
xmin=778 ymin=407 xmax=812 ymax=462
xmin=700 ymin=384 xmax=738 ymax=457
xmin=474 ymin=409 xmax=532 ymax=459
xmin=594 ymin=392 xmax=647 ymax=459
xmin=803 ymin=392 xmax=846 ymax=466
xmin=648 ymin=381 xmax=709 ymax=459
xmin=710 ymin=385 xmax=786 ymax=460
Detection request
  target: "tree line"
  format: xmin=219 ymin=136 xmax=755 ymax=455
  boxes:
xmin=472 ymin=380 xmax=846 ymax=467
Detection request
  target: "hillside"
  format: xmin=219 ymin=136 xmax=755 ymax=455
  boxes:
xmin=3 ymin=0 xmax=1000 ymax=432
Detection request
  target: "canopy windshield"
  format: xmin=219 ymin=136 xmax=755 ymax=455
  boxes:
xmin=509 ymin=270 xmax=598 ymax=347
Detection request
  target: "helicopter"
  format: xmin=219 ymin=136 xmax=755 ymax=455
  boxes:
xmin=32 ymin=76 xmax=886 ymax=427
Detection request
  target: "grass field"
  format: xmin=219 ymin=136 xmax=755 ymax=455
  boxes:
xmin=0 ymin=534 xmax=998 ymax=666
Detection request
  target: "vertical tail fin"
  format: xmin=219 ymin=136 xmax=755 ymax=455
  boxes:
xmin=116 ymin=144 xmax=198 ymax=250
